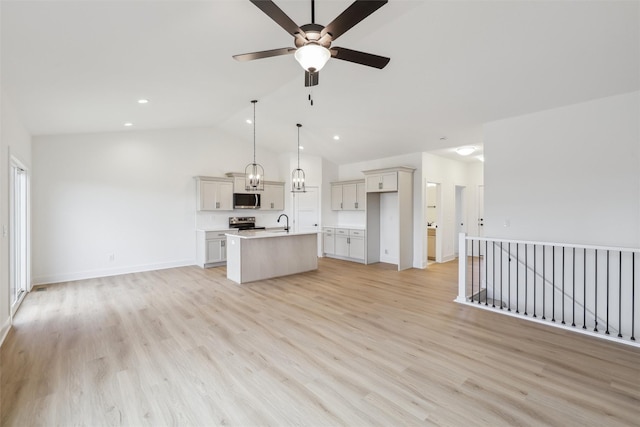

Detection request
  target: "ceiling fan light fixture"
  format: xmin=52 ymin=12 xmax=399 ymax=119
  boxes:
xmin=294 ymin=43 xmax=330 ymax=73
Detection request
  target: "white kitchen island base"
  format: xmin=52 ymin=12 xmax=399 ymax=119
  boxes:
xmin=226 ymin=231 xmax=318 ymax=284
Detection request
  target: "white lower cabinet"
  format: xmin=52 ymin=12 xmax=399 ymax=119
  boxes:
xmin=196 ymin=229 xmax=237 ymax=268
xmin=323 ymin=227 xmax=335 ymax=255
xmin=324 ymin=227 xmax=366 ymax=263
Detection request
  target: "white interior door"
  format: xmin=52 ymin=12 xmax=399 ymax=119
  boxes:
xmin=455 ymin=185 xmax=466 ymax=255
xmin=294 ymin=186 xmax=319 ymax=233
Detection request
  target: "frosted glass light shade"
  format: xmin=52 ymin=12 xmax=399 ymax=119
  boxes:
xmin=294 ymin=44 xmax=330 ymax=72
xmin=455 ymin=146 xmax=476 ymax=156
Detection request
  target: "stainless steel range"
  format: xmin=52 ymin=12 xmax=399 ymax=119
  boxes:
xmin=228 ymin=216 xmax=266 ymax=231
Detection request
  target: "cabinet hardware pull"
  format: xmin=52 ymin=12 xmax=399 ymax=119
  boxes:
xmin=378 ymin=182 xmax=382 ymax=189
xmin=216 ymin=202 xmax=220 ymax=209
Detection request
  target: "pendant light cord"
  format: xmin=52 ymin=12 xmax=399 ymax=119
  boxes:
xmin=297 ymin=123 xmax=302 ymax=168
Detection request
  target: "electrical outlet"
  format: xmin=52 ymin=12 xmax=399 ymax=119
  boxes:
xmin=108 ymin=253 xmax=115 ymax=262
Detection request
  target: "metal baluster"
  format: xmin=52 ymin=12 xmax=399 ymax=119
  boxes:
xmin=542 ymin=245 xmax=546 ymax=320
xmin=524 ymin=244 xmax=528 ymax=316
xmin=485 ymin=240 xmax=488 ymax=306
xmin=478 ymin=239 xmax=482 ymax=305
xmin=583 ymin=248 xmax=587 ymax=329
xmin=533 ymin=244 xmax=537 ymax=318
xmin=508 ymin=243 xmax=511 ymax=312
xmin=471 ymin=238 xmax=475 ymax=303
xmin=500 ymin=242 xmax=503 ymax=310
xmin=594 ymin=249 xmax=598 ymax=332
xmin=618 ymin=251 xmax=623 ymax=338
xmin=552 ymin=246 xmax=556 ymax=322
xmin=632 ymin=252 xmax=636 ymax=341
xmin=516 ymin=244 xmax=520 ymax=314
xmin=492 ymin=242 xmax=496 ymax=308
xmin=606 ymin=250 xmax=610 ymax=335
xmin=572 ymin=247 xmax=576 ymax=327
xmin=562 ymin=247 xmax=565 ymax=325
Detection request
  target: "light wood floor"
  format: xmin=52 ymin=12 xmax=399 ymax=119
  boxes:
xmin=1 ymin=258 xmax=639 ymax=426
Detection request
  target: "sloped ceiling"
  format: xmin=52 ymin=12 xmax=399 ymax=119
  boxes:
xmin=2 ymin=0 xmax=638 ymax=164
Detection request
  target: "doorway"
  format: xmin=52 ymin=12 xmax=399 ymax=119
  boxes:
xmin=426 ymin=181 xmax=441 ymax=265
xmin=10 ymin=157 xmax=29 ymax=316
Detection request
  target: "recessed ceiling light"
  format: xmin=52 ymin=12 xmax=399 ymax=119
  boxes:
xmin=246 ymin=119 xmax=252 ymax=124
xmin=137 ymin=99 xmax=149 ymax=104
xmin=455 ymin=146 xmax=476 ymax=156
xmin=333 ymin=135 xmax=340 ymax=141
xmin=298 ymin=146 xmax=304 ymax=150
xmin=124 ymin=122 xmax=133 ymax=127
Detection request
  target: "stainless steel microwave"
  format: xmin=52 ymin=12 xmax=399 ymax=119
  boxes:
xmin=233 ymin=193 xmax=261 ymax=209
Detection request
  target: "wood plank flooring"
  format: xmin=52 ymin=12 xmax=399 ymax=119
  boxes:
xmin=1 ymin=258 xmax=639 ymax=426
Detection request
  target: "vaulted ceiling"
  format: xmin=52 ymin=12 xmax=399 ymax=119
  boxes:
xmin=2 ymin=1 xmax=638 ymax=164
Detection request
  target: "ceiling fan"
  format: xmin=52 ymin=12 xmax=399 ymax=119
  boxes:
xmin=233 ymin=0 xmax=390 ymax=87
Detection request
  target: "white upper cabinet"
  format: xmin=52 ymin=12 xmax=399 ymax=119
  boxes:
xmin=262 ymin=183 xmax=285 ymax=211
xmin=196 ymin=177 xmax=233 ymax=211
xmin=331 ymin=180 xmax=365 ymax=211
xmin=365 ymin=171 xmax=398 ymax=192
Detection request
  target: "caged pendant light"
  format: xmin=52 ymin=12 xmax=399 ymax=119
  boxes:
xmin=245 ymin=100 xmax=264 ymax=192
xmin=291 ymin=123 xmax=306 ymax=193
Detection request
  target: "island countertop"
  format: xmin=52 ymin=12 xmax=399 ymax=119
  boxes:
xmin=227 ymin=230 xmax=319 ymax=239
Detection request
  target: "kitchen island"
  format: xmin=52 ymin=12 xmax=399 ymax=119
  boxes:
xmin=226 ymin=230 xmax=318 ymax=284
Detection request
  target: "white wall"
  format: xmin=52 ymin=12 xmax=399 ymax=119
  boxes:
xmin=1 ymin=89 xmax=32 ymax=342
xmin=32 ymin=127 xmax=283 ymax=284
xmin=484 ymin=91 xmax=640 ymax=247
xmin=422 ymin=153 xmax=484 ymax=264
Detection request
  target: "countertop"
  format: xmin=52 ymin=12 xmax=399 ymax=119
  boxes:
xmin=227 ymin=230 xmax=319 ymax=240
xmin=323 ymin=225 xmax=366 ymax=230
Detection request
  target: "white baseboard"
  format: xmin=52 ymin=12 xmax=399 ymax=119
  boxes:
xmin=32 ymin=259 xmax=196 ymax=285
xmin=0 ymin=317 xmax=11 ymax=348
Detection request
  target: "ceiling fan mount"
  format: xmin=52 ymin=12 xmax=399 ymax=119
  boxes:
xmin=233 ymin=0 xmax=390 ymax=87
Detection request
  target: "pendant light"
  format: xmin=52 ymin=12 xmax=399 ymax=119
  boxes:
xmin=245 ymin=100 xmax=264 ymax=192
xmin=291 ymin=123 xmax=306 ymax=193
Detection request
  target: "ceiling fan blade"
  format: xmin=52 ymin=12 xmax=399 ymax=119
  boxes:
xmin=250 ymin=0 xmax=306 ymax=38
xmin=331 ymin=47 xmax=390 ymax=69
xmin=321 ymin=0 xmax=387 ymax=41
xmin=233 ymin=47 xmax=296 ymax=62
xmin=304 ymin=70 xmax=319 ymax=87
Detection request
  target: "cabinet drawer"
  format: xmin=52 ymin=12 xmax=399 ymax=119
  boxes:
xmin=349 ymin=229 xmax=365 ymax=237
xmin=323 ymin=227 xmax=335 ymax=234
xmin=335 ymin=228 xmax=349 ymax=236
xmin=205 ymin=229 xmax=235 ymax=239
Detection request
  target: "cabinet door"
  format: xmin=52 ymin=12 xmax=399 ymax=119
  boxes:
xmin=199 ymin=181 xmax=218 ymax=210
xmin=216 ymin=181 xmax=234 ymax=211
xmin=206 ymin=239 xmax=224 ymax=263
xmin=323 ymin=232 xmax=335 ymax=255
xmin=366 ymin=175 xmax=382 ymax=192
xmin=356 ymin=182 xmax=366 ymax=211
xmin=349 ymin=237 xmax=365 ymax=261
xmin=331 ymin=185 xmax=343 ymax=210
xmin=335 ymin=235 xmax=349 ymax=257
xmin=266 ymin=184 xmax=285 ymax=210
xmin=342 ymin=183 xmax=357 ymax=210
xmin=381 ymin=172 xmax=398 ymax=191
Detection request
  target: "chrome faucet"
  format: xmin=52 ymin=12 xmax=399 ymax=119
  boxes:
xmin=277 ymin=214 xmax=290 ymax=232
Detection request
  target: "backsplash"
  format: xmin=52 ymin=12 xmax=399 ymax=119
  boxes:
xmin=195 ymin=211 xmax=286 ymax=230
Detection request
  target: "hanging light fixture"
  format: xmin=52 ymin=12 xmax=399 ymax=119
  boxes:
xmin=245 ymin=100 xmax=264 ymax=192
xmin=291 ymin=123 xmax=306 ymax=193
